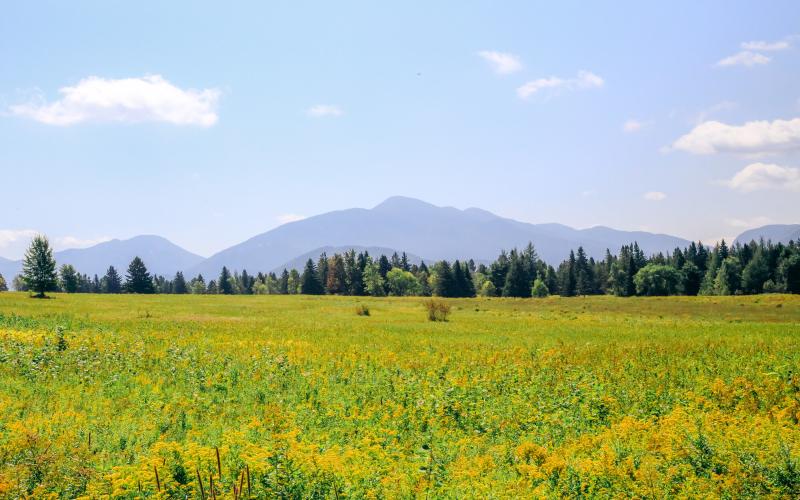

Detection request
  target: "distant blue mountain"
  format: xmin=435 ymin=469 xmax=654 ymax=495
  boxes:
xmin=734 ymin=224 xmax=800 ymax=246
xmin=1 ymin=235 xmax=204 ymax=289
xmin=186 ymin=196 xmax=692 ymax=276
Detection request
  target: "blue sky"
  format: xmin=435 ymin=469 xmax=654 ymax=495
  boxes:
xmin=1 ymin=1 xmax=799 ymax=259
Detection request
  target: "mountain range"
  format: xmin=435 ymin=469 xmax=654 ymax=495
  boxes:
xmin=1 ymin=197 xmax=796 ymax=285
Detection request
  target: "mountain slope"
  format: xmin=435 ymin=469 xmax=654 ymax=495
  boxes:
xmin=188 ymin=196 xmax=691 ymax=276
xmin=55 ymin=235 xmax=204 ymax=277
xmin=734 ymin=224 xmax=800 ymax=246
xmin=0 ymin=257 xmax=20 ymax=285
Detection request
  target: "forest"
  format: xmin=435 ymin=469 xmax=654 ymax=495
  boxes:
xmin=7 ymin=235 xmax=800 ymax=298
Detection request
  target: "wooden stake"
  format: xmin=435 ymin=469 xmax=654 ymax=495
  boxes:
xmin=196 ymin=468 xmax=205 ymax=500
xmin=246 ymin=465 xmax=251 ymax=497
xmin=154 ymin=465 xmax=161 ymax=491
xmin=215 ymin=447 xmax=222 ymax=478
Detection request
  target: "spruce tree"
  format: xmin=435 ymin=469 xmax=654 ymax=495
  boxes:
xmin=59 ymin=264 xmax=79 ymax=293
xmin=218 ymin=266 xmax=234 ymax=295
xmin=173 ymin=271 xmax=188 ymax=294
xmin=433 ymin=261 xmax=454 ymax=297
xmin=300 ymin=259 xmax=325 ymax=294
xmin=102 ymin=266 xmax=122 ymax=293
xmin=22 ymin=235 xmax=58 ymax=298
xmin=0 ymin=273 xmax=7 ymax=292
xmin=125 ymin=257 xmax=155 ymax=294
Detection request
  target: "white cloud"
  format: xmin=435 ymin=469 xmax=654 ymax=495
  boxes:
xmin=715 ymin=51 xmax=770 ymax=68
xmin=275 ymin=214 xmax=306 ymax=225
xmin=623 ymin=119 xmax=647 ymax=133
xmin=724 ymin=162 xmax=800 ymax=192
xmin=477 ymin=50 xmax=523 ymax=75
xmin=0 ymin=229 xmax=38 ymax=250
xmin=10 ymin=75 xmax=220 ymax=126
xmin=643 ymin=191 xmax=667 ymax=201
xmin=307 ymin=105 xmax=343 ymax=117
xmin=53 ymin=236 xmax=111 ymax=250
xmin=740 ymin=40 xmax=790 ymax=51
xmin=517 ymin=70 xmax=603 ymax=99
xmin=671 ymin=117 xmax=800 ymax=154
xmin=725 ymin=216 xmax=773 ymax=229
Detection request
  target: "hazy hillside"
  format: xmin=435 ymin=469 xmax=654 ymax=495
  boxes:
xmin=188 ymin=196 xmax=691 ymax=276
xmin=734 ymin=224 xmax=800 ymax=246
xmin=53 ymin=235 xmax=204 ymax=277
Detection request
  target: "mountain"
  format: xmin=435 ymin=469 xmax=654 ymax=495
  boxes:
xmin=187 ymin=196 xmax=691 ymax=276
xmin=270 ymin=246 xmax=427 ymax=273
xmin=0 ymin=257 xmax=20 ymax=285
xmin=0 ymin=235 xmax=202 ymax=289
xmin=734 ymin=224 xmax=800 ymax=246
xmin=54 ymin=235 xmax=204 ymax=277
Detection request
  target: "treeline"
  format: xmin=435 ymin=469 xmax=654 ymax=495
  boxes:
xmin=8 ymin=236 xmax=800 ymax=298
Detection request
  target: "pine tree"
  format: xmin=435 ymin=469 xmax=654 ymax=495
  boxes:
xmin=124 ymin=257 xmax=155 ymax=294
xmin=433 ymin=261 xmax=454 ymax=297
xmin=326 ymin=255 xmax=346 ymax=294
xmin=22 ymin=235 xmax=58 ymax=298
xmin=0 ymin=273 xmax=7 ymax=292
xmin=317 ymin=252 xmax=329 ymax=292
xmin=59 ymin=264 xmax=79 ymax=293
xmin=218 ymin=266 xmax=234 ymax=295
xmin=502 ymin=253 xmax=531 ymax=297
xmin=559 ymin=251 xmax=577 ymax=297
xmin=344 ymin=250 xmax=363 ymax=295
xmin=278 ymin=269 xmax=290 ymax=294
xmin=452 ymin=260 xmax=467 ymax=297
xmin=103 ymin=266 xmax=122 ymax=293
xmin=300 ymin=259 xmax=325 ymax=294
xmin=575 ymin=247 xmax=594 ymax=295
xmin=173 ymin=271 xmax=188 ymax=294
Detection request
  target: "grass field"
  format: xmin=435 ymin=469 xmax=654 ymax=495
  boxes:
xmin=0 ymin=292 xmax=799 ymax=498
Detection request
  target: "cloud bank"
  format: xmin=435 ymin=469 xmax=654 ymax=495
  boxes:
xmin=725 ymin=163 xmax=800 ymax=192
xmin=10 ymin=75 xmax=220 ymax=126
xmin=307 ymin=105 xmax=343 ymax=117
xmin=671 ymin=117 xmax=800 ymax=154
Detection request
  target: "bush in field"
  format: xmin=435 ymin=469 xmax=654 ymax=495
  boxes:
xmin=423 ymin=298 xmax=451 ymax=321
xmin=531 ymin=278 xmax=549 ymax=298
xmin=634 ymin=264 xmax=683 ymax=296
xmin=354 ymin=304 xmax=370 ymax=316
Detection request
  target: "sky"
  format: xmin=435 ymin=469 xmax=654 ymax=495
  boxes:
xmin=1 ymin=1 xmax=799 ymax=259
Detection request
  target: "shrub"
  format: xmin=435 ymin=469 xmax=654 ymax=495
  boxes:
xmin=355 ymin=304 xmax=370 ymax=316
xmin=423 ymin=299 xmax=451 ymax=322
xmin=531 ymin=278 xmax=549 ymax=298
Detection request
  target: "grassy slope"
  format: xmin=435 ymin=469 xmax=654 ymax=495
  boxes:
xmin=0 ymin=293 xmax=798 ymax=497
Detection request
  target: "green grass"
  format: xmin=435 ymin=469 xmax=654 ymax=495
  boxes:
xmin=0 ymin=292 xmax=798 ymax=498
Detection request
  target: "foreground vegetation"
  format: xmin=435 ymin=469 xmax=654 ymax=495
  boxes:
xmin=0 ymin=293 xmax=799 ymax=498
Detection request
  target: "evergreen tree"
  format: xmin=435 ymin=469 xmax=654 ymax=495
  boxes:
xmin=240 ymin=269 xmax=252 ymax=295
xmin=0 ymin=273 xmax=7 ymax=292
xmin=59 ymin=264 xmax=79 ymax=293
xmin=173 ymin=271 xmax=188 ymax=294
xmin=206 ymin=279 xmax=218 ymax=294
xmin=433 ymin=261 xmax=454 ymax=297
xmin=288 ymin=269 xmax=301 ymax=294
xmin=713 ymin=257 xmax=741 ymax=296
xmin=326 ymin=254 xmax=347 ymax=294
xmin=344 ymin=250 xmax=364 ymax=295
xmin=779 ymin=253 xmax=800 ymax=294
xmin=218 ymin=266 xmax=234 ymax=295
xmin=22 ymin=235 xmax=58 ymax=298
xmin=317 ymin=252 xmax=329 ymax=292
xmin=502 ymin=253 xmax=531 ymax=298
xmin=681 ymin=261 xmax=703 ymax=296
xmin=278 ymin=269 xmax=290 ymax=294
xmin=124 ymin=257 xmax=155 ymax=294
xmin=741 ymin=250 xmax=769 ymax=294
xmin=575 ymin=247 xmax=594 ymax=295
xmin=300 ymin=259 xmax=325 ymax=294
xmin=102 ymin=266 xmax=122 ymax=293
xmin=559 ymin=251 xmax=577 ymax=297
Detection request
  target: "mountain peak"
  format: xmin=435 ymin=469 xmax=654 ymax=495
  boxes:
xmin=372 ymin=196 xmax=439 ymax=212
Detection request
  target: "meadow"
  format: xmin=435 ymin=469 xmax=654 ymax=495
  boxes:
xmin=0 ymin=292 xmax=798 ymax=498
